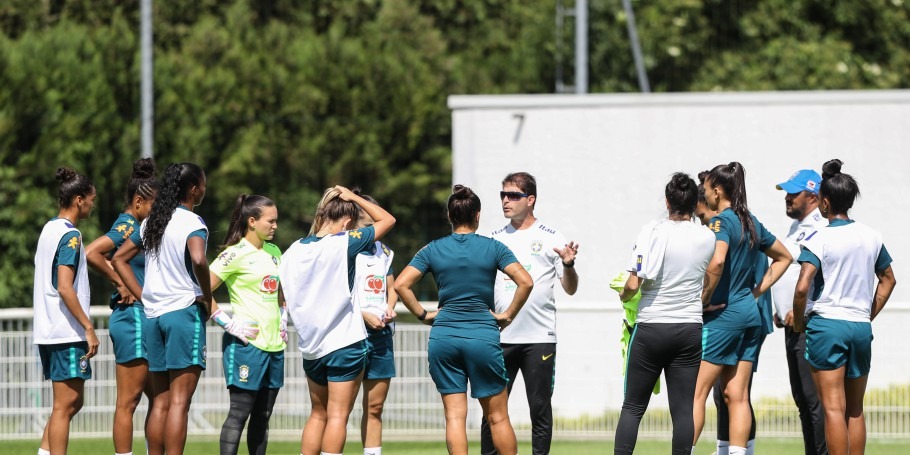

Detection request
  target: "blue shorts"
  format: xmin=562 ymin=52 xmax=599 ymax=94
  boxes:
xmin=109 ymin=304 xmax=147 ymax=364
xmin=223 ymin=333 xmax=285 ymax=390
xmin=364 ymin=326 xmax=396 ymax=380
xmin=702 ymin=325 xmax=762 ymax=366
xmin=428 ymin=336 xmax=507 ymax=399
xmin=805 ymin=316 xmax=873 ymax=379
xmin=39 ymin=342 xmax=92 ymax=381
xmin=145 ymin=303 xmax=207 ymax=372
xmin=303 ymin=340 xmax=367 ymax=386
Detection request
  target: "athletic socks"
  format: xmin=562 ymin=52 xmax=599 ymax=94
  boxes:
xmin=728 ymin=446 xmax=746 ymax=455
xmin=37 ymin=449 xmax=50 ymax=455
xmin=321 ymin=452 xmax=342 ymax=455
xmin=364 ymin=448 xmax=382 ymax=455
xmin=745 ymin=439 xmax=755 ymax=455
xmin=715 ymin=439 xmax=730 ymax=455
xmin=115 ymin=452 xmax=133 ymax=455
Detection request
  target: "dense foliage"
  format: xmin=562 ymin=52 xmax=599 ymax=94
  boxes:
xmin=1 ymin=0 xmax=908 ymax=307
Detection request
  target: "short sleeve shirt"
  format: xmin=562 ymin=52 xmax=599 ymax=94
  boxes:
xmin=409 ymin=233 xmax=518 ymax=342
xmin=52 ymin=227 xmax=81 ymax=290
xmin=299 ymin=226 xmax=376 ymax=290
xmin=210 ymin=239 xmax=284 ymax=352
xmin=104 ymin=213 xmax=145 ymax=305
xmin=705 ymin=208 xmax=777 ymax=329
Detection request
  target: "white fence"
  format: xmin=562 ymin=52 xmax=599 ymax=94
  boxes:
xmin=1 ymin=306 xmax=908 ymax=441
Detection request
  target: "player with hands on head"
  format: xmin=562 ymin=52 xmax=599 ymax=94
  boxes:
xmin=209 ymin=194 xmax=285 ymax=455
xmin=34 ymin=167 xmax=97 ymax=455
xmin=395 ymin=184 xmax=533 ymax=455
xmin=793 ymin=159 xmax=896 ymax=455
xmin=279 ymin=185 xmax=395 ymax=455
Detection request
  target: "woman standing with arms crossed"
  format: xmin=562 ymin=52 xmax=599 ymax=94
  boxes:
xmin=692 ymin=162 xmax=792 ymax=455
xmin=394 ymin=185 xmax=533 ymax=455
xmin=279 ymin=186 xmax=395 ymax=455
xmin=209 ymin=194 xmax=285 ymax=455
xmin=793 ymin=160 xmax=896 ymax=455
xmin=34 ymin=168 xmax=98 ymax=455
xmin=613 ymin=173 xmax=715 ymax=455
xmin=85 ymin=158 xmax=158 ymax=455
xmin=353 ymin=195 xmax=398 ymax=455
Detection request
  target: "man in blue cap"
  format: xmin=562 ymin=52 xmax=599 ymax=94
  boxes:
xmin=772 ymin=169 xmax=829 ymax=455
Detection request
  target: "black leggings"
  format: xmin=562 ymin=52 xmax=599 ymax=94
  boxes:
xmin=219 ymin=386 xmax=280 ymax=455
xmin=614 ymin=322 xmax=702 ymax=455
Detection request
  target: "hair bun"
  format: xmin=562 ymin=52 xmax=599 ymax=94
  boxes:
xmin=671 ymin=173 xmax=692 ymax=190
xmin=131 ymin=158 xmax=157 ymax=179
xmin=452 ymin=184 xmax=469 ymax=197
xmin=697 ymin=170 xmax=710 ymax=184
xmin=822 ymin=159 xmax=843 ymax=180
xmin=55 ymin=167 xmax=77 ymax=183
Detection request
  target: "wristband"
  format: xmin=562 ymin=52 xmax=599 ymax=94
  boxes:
xmin=417 ymin=309 xmax=428 ymax=321
xmin=562 ymin=260 xmax=575 ymax=268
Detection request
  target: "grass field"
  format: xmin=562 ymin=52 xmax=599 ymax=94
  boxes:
xmin=9 ymin=438 xmax=910 ymax=454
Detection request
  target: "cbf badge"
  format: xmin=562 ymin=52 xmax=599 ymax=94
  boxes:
xmin=531 ymin=240 xmax=543 ymax=255
xmin=239 ymin=365 xmax=250 ymax=383
xmin=79 ymin=356 xmax=89 ymax=373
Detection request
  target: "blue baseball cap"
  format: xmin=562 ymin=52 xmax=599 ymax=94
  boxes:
xmin=776 ymin=169 xmax=821 ymax=194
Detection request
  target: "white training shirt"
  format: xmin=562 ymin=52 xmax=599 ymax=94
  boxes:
xmin=141 ymin=207 xmax=208 ymax=318
xmin=33 ymin=218 xmax=91 ymax=344
xmin=629 ymin=219 xmax=715 ymax=324
xmin=280 ymin=234 xmax=367 ymax=360
xmin=802 ymin=221 xmax=884 ymax=322
xmin=771 ymin=208 xmax=827 ymax=320
xmin=492 ymin=220 xmax=567 ymax=344
xmin=353 ymin=241 xmax=395 ymax=319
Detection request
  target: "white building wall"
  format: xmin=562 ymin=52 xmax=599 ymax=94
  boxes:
xmin=450 ymin=91 xmax=910 ymax=422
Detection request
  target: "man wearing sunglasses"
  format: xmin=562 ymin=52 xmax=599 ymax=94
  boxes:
xmin=480 ymin=172 xmax=579 ymax=455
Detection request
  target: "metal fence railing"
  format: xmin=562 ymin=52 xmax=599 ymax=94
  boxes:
xmin=1 ymin=307 xmax=908 ymax=440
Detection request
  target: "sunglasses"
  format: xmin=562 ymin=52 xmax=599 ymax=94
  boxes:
xmin=500 ymin=191 xmax=529 ymax=202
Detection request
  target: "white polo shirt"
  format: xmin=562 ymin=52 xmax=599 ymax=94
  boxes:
xmin=491 ymin=220 xmax=567 ymax=344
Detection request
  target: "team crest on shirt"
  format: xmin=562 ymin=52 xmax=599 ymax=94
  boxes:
xmin=260 ymin=275 xmax=279 ymax=294
xmin=239 ymin=365 xmax=250 ymax=382
xmin=530 ymin=240 xmax=543 ymax=255
xmin=708 ymin=220 xmax=721 ymax=233
xmin=79 ymin=356 xmax=88 ymax=373
xmin=67 ymin=236 xmax=81 ymax=250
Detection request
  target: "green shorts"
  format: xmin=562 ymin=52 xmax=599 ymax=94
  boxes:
xmin=805 ymin=316 xmax=872 ymax=379
xmin=365 ymin=326 xmax=396 ymax=380
xmin=701 ymin=325 xmax=762 ymax=366
xmin=38 ymin=342 xmax=92 ymax=381
xmin=144 ymin=303 xmax=207 ymax=372
xmin=428 ymin=336 xmax=507 ymax=399
xmin=223 ymin=333 xmax=285 ymax=390
xmin=109 ymin=303 xmax=147 ymax=364
xmin=303 ymin=340 xmax=367 ymax=386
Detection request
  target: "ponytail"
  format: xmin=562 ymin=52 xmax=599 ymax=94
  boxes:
xmin=223 ymin=194 xmax=275 ymax=247
xmin=308 ymin=187 xmax=358 ymax=235
xmin=143 ymin=163 xmax=205 ymax=257
xmin=708 ymin=162 xmax=758 ymax=247
xmin=819 ymin=159 xmax=860 ymax=215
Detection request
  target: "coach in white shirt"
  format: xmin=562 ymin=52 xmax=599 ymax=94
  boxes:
xmin=771 ymin=169 xmax=828 ymax=455
xmin=479 ymin=172 xmax=578 ymax=455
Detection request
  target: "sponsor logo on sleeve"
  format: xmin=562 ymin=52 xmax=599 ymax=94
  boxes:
xmin=68 ymin=236 xmax=81 ymax=250
xmin=349 ymin=230 xmax=363 ymax=239
xmin=636 ymin=255 xmax=643 ymax=272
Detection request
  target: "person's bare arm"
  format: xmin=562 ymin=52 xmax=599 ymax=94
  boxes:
xmin=57 ymin=265 xmax=99 ymax=358
xmin=112 ymin=238 xmax=143 ymax=301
